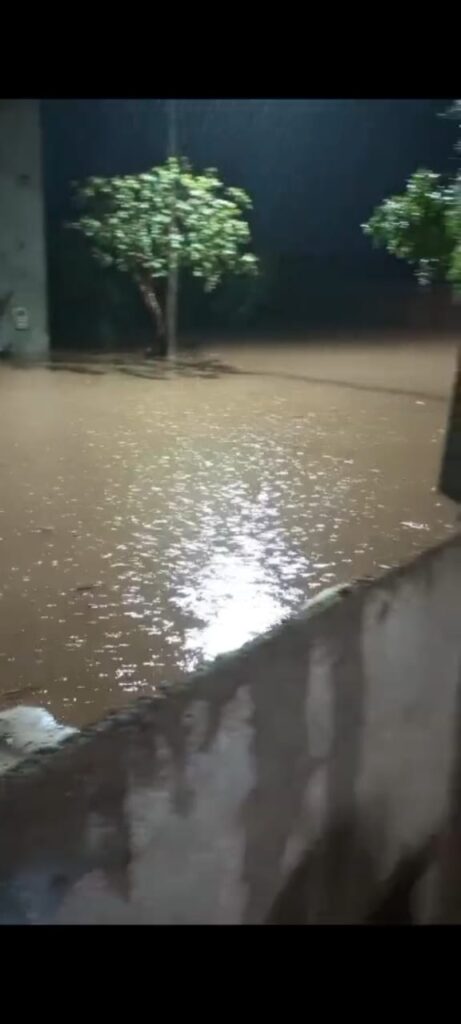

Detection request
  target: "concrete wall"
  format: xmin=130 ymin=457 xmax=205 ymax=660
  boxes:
xmin=0 ymin=100 xmax=48 ymax=358
xmin=0 ymin=535 xmax=461 ymax=924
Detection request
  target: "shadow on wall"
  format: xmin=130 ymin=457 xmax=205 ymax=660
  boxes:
xmin=267 ymin=655 xmax=461 ymax=926
xmin=247 ymin=596 xmax=377 ymax=925
xmin=267 ymin=815 xmax=439 ymax=926
xmin=0 ymin=728 xmax=132 ymax=924
xmin=429 ymin=665 xmax=461 ymax=923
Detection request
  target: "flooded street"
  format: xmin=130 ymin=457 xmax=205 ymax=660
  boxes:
xmin=0 ymin=337 xmax=458 ymax=727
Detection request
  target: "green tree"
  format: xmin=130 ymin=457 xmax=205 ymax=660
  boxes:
xmin=362 ymin=103 xmax=461 ymax=296
xmin=362 ymin=169 xmax=459 ymax=289
xmin=69 ymin=157 xmax=258 ymax=357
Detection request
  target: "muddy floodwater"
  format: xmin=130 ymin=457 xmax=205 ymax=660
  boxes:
xmin=0 ymin=338 xmax=458 ymax=727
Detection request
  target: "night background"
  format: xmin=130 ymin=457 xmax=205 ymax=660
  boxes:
xmin=42 ymin=99 xmax=459 ymax=349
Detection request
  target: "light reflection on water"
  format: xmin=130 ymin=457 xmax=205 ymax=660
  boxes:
xmin=0 ymin=339 xmax=458 ymax=726
xmin=175 ymin=535 xmax=306 ymax=672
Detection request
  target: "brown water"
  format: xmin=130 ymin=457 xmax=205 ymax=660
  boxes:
xmin=0 ymin=338 xmax=458 ymax=727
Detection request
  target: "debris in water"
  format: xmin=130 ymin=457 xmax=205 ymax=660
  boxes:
xmin=401 ymin=521 xmax=430 ymax=531
xmin=0 ymin=706 xmax=78 ymax=775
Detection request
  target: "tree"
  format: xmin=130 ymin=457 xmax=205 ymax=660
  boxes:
xmin=69 ymin=157 xmax=258 ymax=356
xmin=362 ymin=103 xmax=461 ymax=506
xmin=362 ymin=169 xmax=459 ymax=289
xmin=362 ymin=102 xmax=461 ymax=295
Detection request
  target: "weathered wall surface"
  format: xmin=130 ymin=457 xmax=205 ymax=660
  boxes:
xmin=0 ymin=535 xmax=460 ymax=924
xmin=0 ymin=100 xmax=48 ymax=358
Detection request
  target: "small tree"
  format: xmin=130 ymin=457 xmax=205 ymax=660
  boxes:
xmin=363 ymin=104 xmax=461 ymax=505
xmin=362 ymin=169 xmax=459 ymax=290
xmin=70 ymin=157 xmax=258 ymax=356
xmin=362 ymin=102 xmax=461 ymax=296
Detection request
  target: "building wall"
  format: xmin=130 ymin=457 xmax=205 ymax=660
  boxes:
xmin=0 ymin=535 xmax=461 ymax=923
xmin=0 ymin=100 xmax=48 ymax=358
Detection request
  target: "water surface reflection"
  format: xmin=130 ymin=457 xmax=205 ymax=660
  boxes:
xmin=0 ymin=339 xmax=457 ymax=725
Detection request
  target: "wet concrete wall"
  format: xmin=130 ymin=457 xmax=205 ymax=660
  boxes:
xmin=0 ymin=100 xmax=48 ymax=358
xmin=0 ymin=534 xmax=460 ymax=924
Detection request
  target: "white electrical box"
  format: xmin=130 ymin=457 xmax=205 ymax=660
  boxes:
xmin=12 ymin=306 xmax=29 ymax=330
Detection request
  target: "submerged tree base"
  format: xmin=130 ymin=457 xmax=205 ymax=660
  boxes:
xmin=145 ymin=340 xmax=168 ymax=360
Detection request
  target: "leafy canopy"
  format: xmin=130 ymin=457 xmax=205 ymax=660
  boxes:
xmin=70 ymin=157 xmax=258 ymax=292
xmin=362 ymin=169 xmax=460 ymax=290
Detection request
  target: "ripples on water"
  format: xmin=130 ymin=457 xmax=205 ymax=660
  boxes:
xmin=0 ymin=341 xmax=457 ymax=725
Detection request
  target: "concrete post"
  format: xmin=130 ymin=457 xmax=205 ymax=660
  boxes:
xmin=0 ymin=100 xmax=49 ymax=359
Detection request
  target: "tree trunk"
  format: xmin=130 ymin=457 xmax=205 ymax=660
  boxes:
xmin=136 ymin=273 xmax=166 ymax=357
xmin=166 ymin=98 xmax=179 ymax=359
xmin=166 ymin=262 xmax=178 ymax=359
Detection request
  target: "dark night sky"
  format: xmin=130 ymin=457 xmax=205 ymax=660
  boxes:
xmin=42 ymin=98 xmax=457 ymax=269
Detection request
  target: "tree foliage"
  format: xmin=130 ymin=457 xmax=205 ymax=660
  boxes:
xmin=362 ymin=169 xmax=458 ymax=288
xmin=70 ymin=156 xmax=258 ymax=306
xmin=362 ymin=102 xmax=461 ymax=296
